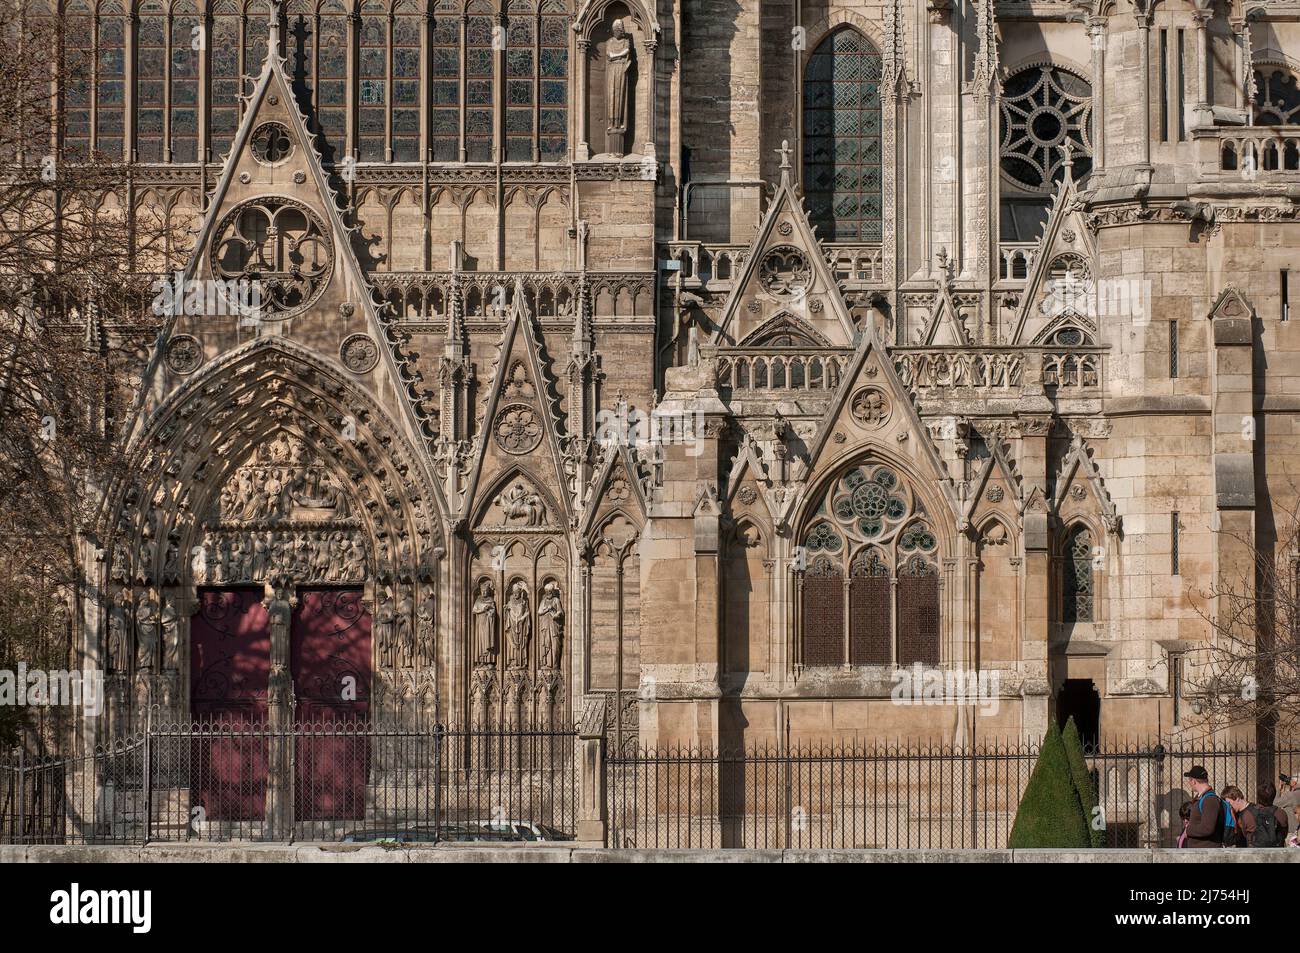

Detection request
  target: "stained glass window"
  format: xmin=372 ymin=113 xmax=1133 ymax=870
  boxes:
xmin=316 ymin=4 xmax=348 ymax=164
xmin=430 ymin=7 xmax=460 ymax=161
xmin=505 ymin=1 xmax=536 ymax=162
xmin=392 ymin=6 xmax=422 ymax=161
xmin=358 ymin=1 xmax=387 ymax=162
xmin=539 ymin=0 xmax=569 ymax=161
xmin=1062 ymin=525 xmax=1094 ymax=623
xmin=465 ymin=7 xmax=496 ymax=162
xmin=136 ymin=1 xmax=166 ymax=162
xmin=62 ymin=2 xmax=93 ymax=159
xmin=803 ymin=29 xmax=883 ymax=243
xmin=95 ymin=3 xmax=126 ymax=159
xmin=798 ymin=462 xmax=940 ymax=667
xmin=209 ymin=4 xmax=240 ymax=159
xmin=170 ymin=3 xmax=200 ymax=163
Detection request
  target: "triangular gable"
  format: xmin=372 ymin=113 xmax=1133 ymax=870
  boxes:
xmin=120 ymin=7 xmax=445 ymax=518
xmin=1053 ymin=434 xmax=1120 ymax=535
xmin=462 ymin=282 xmax=572 ymax=525
xmin=578 ymin=438 xmax=649 ymax=537
xmin=803 ymin=317 xmax=961 ymax=521
xmin=1010 ymin=159 xmax=1098 ymax=344
xmin=1208 ymin=286 xmax=1254 ymax=321
xmin=712 ymin=144 xmax=856 ymax=347
xmin=920 ymin=275 xmax=973 ymax=347
xmin=962 ymin=436 xmax=1024 ymax=527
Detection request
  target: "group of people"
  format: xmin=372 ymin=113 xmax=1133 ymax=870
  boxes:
xmin=1177 ymin=765 xmax=1300 ymax=848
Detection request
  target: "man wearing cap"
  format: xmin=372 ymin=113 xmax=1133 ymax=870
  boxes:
xmin=1183 ymin=765 xmax=1226 ymax=848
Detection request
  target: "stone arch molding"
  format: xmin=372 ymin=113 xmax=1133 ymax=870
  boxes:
xmin=95 ymin=338 xmax=446 ymax=693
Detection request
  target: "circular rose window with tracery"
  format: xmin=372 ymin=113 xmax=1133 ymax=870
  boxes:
xmin=210 ymin=197 xmax=333 ymax=320
xmin=250 ymin=122 xmax=294 ymax=165
xmin=1000 ymin=65 xmax=1093 ymax=191
xmin=759 ymin=245 xmax=812 ymax=297
xmin=802 ymin=462 xmax=938 ymax=566
xmin=494 ymin=403 xmax=543 ymax=454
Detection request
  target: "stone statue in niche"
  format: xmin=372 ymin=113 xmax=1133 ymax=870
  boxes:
xmin=394 ymin=586 xmax=415 ymax=669
xmin=160 ymin=593 xmax=179 ymax=672
xmin=107 ymin=588 xmax=131 ymax=672
xmin=605 ymin=19 xmax=634 ymax=156
xmin=505 ymin=580 xmax=531 ymax=669
xmin=537 ymin=581 xmax=564 ymax=670
xmin=471 ymin=580 xmax=499 ymax=666
xmin=416 ymin=590 xmax=436 ymax=669
xmin=263 ymin=581 xmax=297 ymax=664
xmin=135 ymin=592 xmax=160 ymax=672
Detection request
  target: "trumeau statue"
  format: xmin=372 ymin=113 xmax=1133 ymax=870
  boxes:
xmin=605 ymin=18 xmax=633 ymax=155
xmin=471 ymin=580 xmax=499 ymax=665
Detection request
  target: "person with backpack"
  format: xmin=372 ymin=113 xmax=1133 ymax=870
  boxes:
xmin=1223 ymin=783 xmax=1289 ymax=847
xmin=1183 ymin=766 xmax=1228 ymax=848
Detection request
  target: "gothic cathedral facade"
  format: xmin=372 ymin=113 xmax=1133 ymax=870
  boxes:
xmin=63 ymin=0 xmax=1300 ymax=751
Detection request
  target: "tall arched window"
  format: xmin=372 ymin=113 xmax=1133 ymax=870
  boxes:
xmin=357 ymin=1 xmax=387 ymax=161
xmin=1062 ymin=524 xmax=1095 ymax=623
xmin=209 ymin=3 xmax=241 ymax=159
xmin=62 ymin=1 xmax=94 ymax=159
xmin=797 ymin=462 xmax=941 ymax=667
xmin=802 ymin=29 xmax=883 ymax=243
xmin=505 ymin=0 xmax=537 ymax=162
xmin=392 ymin=3 xmax=422 ymax=161
xmin=136 ymin=0 xmax=166 ymax=162
xmin=316 ymin=3 xmax=348 ymax=164
xmin=465 ymin=2 xmax=497 ymax=162
xmin=171 ymin=2 xmax=200 ymax=162
xmin=96 ymin=3 xmax=127 ymax=159
xmin=429 ymin=4 xmax=460 ymax=160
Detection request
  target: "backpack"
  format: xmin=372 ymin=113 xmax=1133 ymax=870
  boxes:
xmin=1248 ymin=806 xmax=1280 ymax=847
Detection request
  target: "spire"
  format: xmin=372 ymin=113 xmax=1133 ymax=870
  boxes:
xmin=444 ymin=274 xmax=465 ymax=360
xmin=268 ymin=0 xmax=282 ymax=57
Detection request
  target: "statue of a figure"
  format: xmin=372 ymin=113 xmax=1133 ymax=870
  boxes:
xmin=471 ymin=580 xmax=499 ymax=665
xmin=135 ymin=593 xmax=160 ymax=672
xmin=498 ymin=482 xmax=545 ymax=526
xmin=605 ymin=18 xmax=634 ymax=155
xmin=416 ymin=591 xmax=436 ymax=669
xmin=263 ymin=581 xmax=297 ymax=667
xmin=505 ymin=580 xmax=531 ymax=669
xmin=394 ymin=587 xmax=415 ymax=669
xmin=107 ymin=589 xmax=130 ymax=672
xmin=537 ymin=581 xmax=564 ymax=669
xmin=159 ymin=593 xmax=179 ymax=672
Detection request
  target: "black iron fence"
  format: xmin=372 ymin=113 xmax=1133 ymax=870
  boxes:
xmin=0 ymin=719 xmax=579 ymax=845
xmin=606 ymin=738 xmax=1300 ymax=850
xmin=4 ymin=725 xmax=1297 ymax=849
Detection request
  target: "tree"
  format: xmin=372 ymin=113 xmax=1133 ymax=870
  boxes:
xmin=1188 ymin=500 xmax=1300 ymax=737
xmin=1061 ymin=716 xmax=1104 ymax=848
xmin=1009 ymin=722 xmax=1091 ymax=849
xmin=0 ymin=6 xmax=175 ymax=750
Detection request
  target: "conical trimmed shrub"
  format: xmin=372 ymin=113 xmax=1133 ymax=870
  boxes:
xmin=1062 ymin=716 xmax=1105 ymax=848
xmin=1009 ymin=722 xmax=1091 ymax=848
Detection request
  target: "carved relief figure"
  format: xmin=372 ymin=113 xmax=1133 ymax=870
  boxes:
xmin=537 ymin=581 xmax=564 ymax=670
xmin=394 ymin=587 xmax=415 ymax=669
xmin=505 ymin=580 xmax=531 ymax=669
xmin=497 ymin=481 xmax=545 ymax=526
xmin=416 ymin=590 xmax=436 ymax=669
xmin=471 ymin=580 xmax=499 ymax=665
xmin=107 ymin=588 xmax=130 ymax=672
xmin=159 ymin=593 xmax=179 ymax=672
xmin=605 ymin=19 xmax=634 ymax=155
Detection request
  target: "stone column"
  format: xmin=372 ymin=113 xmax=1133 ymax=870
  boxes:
xmin=575 ymin=699 xmax=607 ymax=845
xmin=1191 ymin=6 xmax=1213 ymax=128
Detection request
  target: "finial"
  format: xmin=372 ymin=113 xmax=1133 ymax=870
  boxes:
xmin=777 ymin=140 xmax=793 ymax=184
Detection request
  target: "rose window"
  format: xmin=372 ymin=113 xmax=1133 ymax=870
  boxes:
xmin=210 ymin=197 xmax=333 ymax=320
xmin=1000 ymin=66 xmax=1093 ymax=191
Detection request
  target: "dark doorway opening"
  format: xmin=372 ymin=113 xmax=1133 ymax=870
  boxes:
xmin=1057 ymin=678 xmax=1101 ymax=750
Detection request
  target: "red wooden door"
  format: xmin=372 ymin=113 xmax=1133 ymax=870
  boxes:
xmin=189 ymin=587 xmax=271 ymax=821
xmin=291 ymin=588 xmax=371 ymax=820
